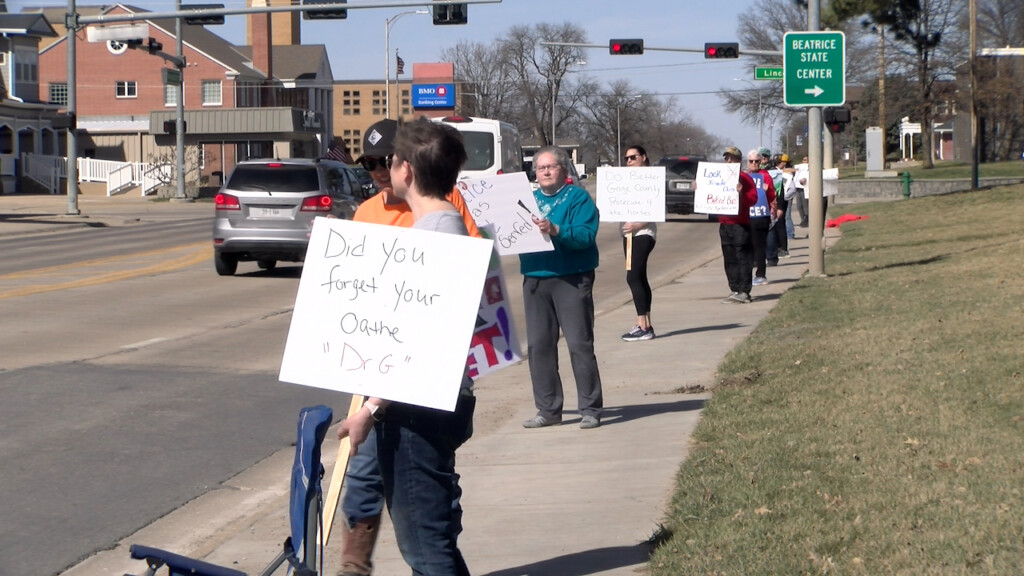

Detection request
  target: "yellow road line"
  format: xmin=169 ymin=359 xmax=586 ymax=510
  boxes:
xmin=0 ymin=245 xmax=212 ymax=300
xmin=0 ymin=241 xmax=209 ymax=280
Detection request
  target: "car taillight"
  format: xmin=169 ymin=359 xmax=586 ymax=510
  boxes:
xmin=301 ymin=195 xmax=332 ymax=212
xmin=214 ymin=193 xmax=240 ymax=210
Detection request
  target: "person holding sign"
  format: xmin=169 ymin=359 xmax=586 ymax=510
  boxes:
xmin=747 ymin=148 xmax=777 ymax=287
xmin=337 ymin=119 xmax=477 ymax=576
xmin=620 ymin=145 xmax=657 ymax=342
xmin=519 ymin=146 xmax=604 ymax=430
xmin=717 ymin=146 xmax=759 ymax=304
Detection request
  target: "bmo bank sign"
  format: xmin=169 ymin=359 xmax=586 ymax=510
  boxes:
xmin=412 ymin=83 xmax=456 ymax=109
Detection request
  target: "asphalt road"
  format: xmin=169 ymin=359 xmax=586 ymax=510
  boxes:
xmin=0 ymin=199 xmax=720 ymax=575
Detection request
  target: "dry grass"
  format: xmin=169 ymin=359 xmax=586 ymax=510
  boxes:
xmin=650 ymin=185 xmax=1024 ymax=574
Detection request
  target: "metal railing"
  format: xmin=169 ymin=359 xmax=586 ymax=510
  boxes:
xmin=20 ymin=153 xmax=175 ymax=196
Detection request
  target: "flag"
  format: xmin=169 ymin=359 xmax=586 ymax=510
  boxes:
xmin=325 ymin=138 xmax=353 ymax=164
xmin=396 ymin=53 xmax=405 ymax=75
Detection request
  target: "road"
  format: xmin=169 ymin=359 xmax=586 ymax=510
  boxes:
xmin=0 ymin=199 xmax=721 ymax=575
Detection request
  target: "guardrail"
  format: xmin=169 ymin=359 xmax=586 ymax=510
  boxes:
xmin=22 ymin=153 xmax=66 ymax=194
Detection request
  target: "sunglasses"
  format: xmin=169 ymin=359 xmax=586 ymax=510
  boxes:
xmin=624 ymin=154 xmax=640 ymax=162
xmin=359 ymin=154 xmax=394 ymax=171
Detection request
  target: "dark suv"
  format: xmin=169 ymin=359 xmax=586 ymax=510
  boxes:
xmin=212 ymin=159 xmax=370 ymax=276
xmin=657 ymin=155 xmax=705 ymax=215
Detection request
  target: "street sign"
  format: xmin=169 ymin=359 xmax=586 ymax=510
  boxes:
xmin=783 ymin=31 xmax=845 ymax=107
xmin=755 ymin=66 xmax=783 ymax=81
xmin=162 ymin=68 xmax=182 ymax=86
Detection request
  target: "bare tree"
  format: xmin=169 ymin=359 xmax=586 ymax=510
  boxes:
xmin=440 ymin=40 xmax=516 ymax=119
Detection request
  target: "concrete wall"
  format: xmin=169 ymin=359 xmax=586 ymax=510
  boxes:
xmin=834 ymin=177 xmax=1024 ymax=203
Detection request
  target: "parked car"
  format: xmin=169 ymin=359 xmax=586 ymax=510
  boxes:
xmin=212 ymin=158 xmax=368 ymax=276
xmin=657 ymin=155 xmax=705 ymax=215
xmin=348 ymin=164 xmax=378 ymax=198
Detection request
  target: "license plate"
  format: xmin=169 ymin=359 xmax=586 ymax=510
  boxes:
xmin=250 ymin=206 xmax=289 ymax=218
xmin=673 ymin=182 xmax=691 ymax=191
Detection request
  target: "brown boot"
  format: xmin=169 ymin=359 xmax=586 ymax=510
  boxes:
xmin=338 ymin=515 xmax=381 ymax=576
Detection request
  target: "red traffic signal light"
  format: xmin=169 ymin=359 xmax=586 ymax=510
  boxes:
xmin=704 ymin=42 xmax=739 ymax=59
xmin=609 ymin=39 xmax=644 ymax=55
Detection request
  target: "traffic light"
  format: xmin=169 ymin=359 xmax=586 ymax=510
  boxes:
xmin=609 ymin=39 xmax=644 ymax=55
xmin=432 ymin=3 xmax=467 ymax=25
xmin=146 ymin=37 xmax=163 ymax=54
xmin=304 ymin=0 xmax=347 ymax=20
xmin=824 ymin=107 xmax=851 ymax=133
xmin=163 ymin=120 xmax=187 ymax=135
xmin=182 ymin=4 xmax=225 ymax=25
xmin=704 ymin=42 xmax=739 ymax=59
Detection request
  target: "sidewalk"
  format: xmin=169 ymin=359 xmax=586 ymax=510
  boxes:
xmin=0 ymin=191 xmax=208 ymax=237
xmin=56 ymin=216 xmax=834 ymax=576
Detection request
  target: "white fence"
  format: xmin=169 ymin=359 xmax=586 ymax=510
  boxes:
xmin=19 ymin=153 xmax=170 ymax=196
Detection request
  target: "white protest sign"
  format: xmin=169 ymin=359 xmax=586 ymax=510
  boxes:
xmin=694 ymin=161 xmax=741 ymax=215
xmin=595 ymin=166 xmax=666 ymax=222
xmin=823 ymin=167 xmax=839 ymax=197
xmin=279 ymin=217 xmax=493 ymax=412
xmin=455 ymin=172 xmax=553 ymax=256
xmin=466 ymin=229 xmax=522 ymax=378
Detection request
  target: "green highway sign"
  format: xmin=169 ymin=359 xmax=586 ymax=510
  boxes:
xmin=755 ymin=66 xmax=783 ymax=81
xmin=783 ymin=31 xmax=845 ymax=107
xmin=162 ymin=68 xmax=182 ymax=86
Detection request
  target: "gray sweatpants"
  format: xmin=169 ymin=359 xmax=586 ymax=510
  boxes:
xmin=523 ymin=271 xmax=603 ymax=419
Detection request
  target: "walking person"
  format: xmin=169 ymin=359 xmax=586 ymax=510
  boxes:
xmin=520 ymin=146 xmax=604 ymax=430
xmin=716 ymin=146 xmax=758 ymax=303
xmin=338 ymin=119 xmax=480 ymax=576
xmin=620 ymin=145 xmax=657 ymax=342
xmin=338 ymin=118 xmax=477 ymax=576
xmin=765 ymin=154 xmax=790 ymax=266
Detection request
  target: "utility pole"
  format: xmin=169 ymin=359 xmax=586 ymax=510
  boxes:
xmin=807 ymin=0 xmax=824 ymax=277
xmin=64 ymin=0 xmax=80 ymax=215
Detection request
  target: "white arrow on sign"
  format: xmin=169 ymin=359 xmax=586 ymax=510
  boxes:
xmin=804 ymin=85 xmax=824 ymax=97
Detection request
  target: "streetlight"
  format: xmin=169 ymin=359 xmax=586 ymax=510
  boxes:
xmin=734 ymin=78 xmax=764 ymax=148
xmin=385 ymin=10 xmax=428 ymax=119
xmin=616 ymin=95 xmax=642 ymax=166
xmin=544 ymin=59 xmax=586 ymax=146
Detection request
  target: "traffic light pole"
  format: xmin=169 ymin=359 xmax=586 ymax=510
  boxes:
xmin=807 ymin=0 xmax=825 ymax=277
xmin=542 ymin=40 xmax=782 ymax=58
xmin=174 ymin=2 xmax=187 ymax=201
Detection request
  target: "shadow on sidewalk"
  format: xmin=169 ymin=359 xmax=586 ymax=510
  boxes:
xmin=561 ymin=398 xmax=706 ymax=428
xmin=655 ymin=322 xmax=743 ymax=339
xmin=482 ymin=542 xmax=653 ymax=576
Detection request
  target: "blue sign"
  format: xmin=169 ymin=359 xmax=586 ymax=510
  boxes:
xmin=412 ymin=83 xmax=455 ymax=109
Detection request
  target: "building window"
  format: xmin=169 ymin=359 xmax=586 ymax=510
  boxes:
xmin=343 ymin=129 xmax=361 ymax=158
xmin=49 ymin=83 xmax=68 ymax=105
xmin=202 ymin=80 xmax=222 ymax=106
xmin=164 ymin=84 xmax=177 ymax=107
xmin=116 ymin=81 xmax=138 ymax=98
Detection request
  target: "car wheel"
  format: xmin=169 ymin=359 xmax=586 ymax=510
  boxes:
xmin=257 ymin=259 xmax=277 ymax=271
xmin=214 ymin=252 xmax=238 ymax=276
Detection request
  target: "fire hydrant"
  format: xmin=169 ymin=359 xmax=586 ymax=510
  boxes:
xmin=901 ymin=171 xmax=913 ymax=199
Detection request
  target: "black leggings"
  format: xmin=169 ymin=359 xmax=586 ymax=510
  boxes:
xmin=623 ymin=234 xmax=656 ymax=316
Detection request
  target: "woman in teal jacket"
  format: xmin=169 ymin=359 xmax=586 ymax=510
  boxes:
xmin=519 ymin=146 xmax=604 ymax=430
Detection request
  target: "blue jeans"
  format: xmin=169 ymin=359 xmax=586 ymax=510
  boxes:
xmin=377 ymin=394 xmax=475 ymax=576
xmin=341 ymin=427 xmax=385 ymax=527
xmin=784 ymin=201 xmax=795 ymax=239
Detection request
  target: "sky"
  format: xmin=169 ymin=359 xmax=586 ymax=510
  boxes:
xmin=14 ymin=0 xmax=774 ymax=154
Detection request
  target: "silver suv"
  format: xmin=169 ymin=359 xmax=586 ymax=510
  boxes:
xmin=212 ymin=158 xmax=367 ymax=276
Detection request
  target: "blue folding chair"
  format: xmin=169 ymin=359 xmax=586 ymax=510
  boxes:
xmin=127 ymin=405 xmax=334 ymax=576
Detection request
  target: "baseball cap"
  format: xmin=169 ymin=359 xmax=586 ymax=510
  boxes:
xmin=758 ymin=147 xmax=771 ymax=158
xmin=723 ymin=146 xmax=742 ymax=158
xmin=360 ymin=119 xmax=398 ymax=157
xmin=780 ymin=153 xmax=789 ymax=163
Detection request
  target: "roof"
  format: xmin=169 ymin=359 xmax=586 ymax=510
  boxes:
xmin=27 ymin=4 xmax=265 ymax=82
xmin=236 ymin=44 xmax=333 ymax=83
xmin=0 ymin=12 xmax=58 ymax=37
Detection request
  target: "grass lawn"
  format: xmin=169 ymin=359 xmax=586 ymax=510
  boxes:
xmin=650 ymin=184 xmax=1024 ymax=574
xmin=839 ymin=159 xmax=1024 ymax=180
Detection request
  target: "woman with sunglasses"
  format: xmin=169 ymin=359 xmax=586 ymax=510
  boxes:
xmin=620 ymin=145 xmax=657 ymax=342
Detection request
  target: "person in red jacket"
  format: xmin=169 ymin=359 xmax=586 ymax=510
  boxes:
xmin=717 ymin=146 xmax=759 ymax=303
